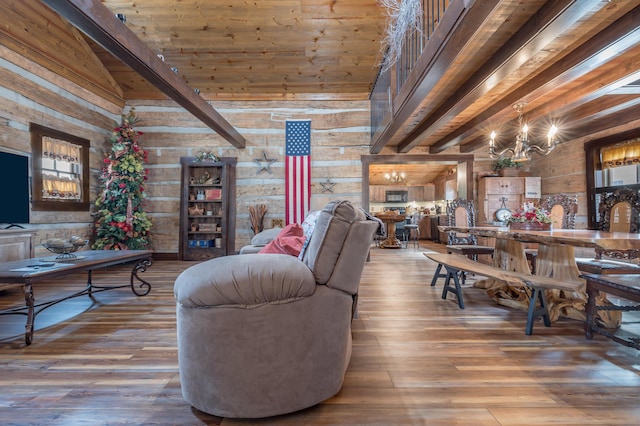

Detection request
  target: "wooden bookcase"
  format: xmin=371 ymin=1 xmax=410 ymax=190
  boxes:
xmin=179 ymin=157 xmax=236 ymax=261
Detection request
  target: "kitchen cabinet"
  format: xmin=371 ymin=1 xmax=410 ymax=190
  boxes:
xmin=370 ymin=185 xmax=387 ymax=202
xmin=424 ymin=184 xmax=435 ymax=200
xmin=434 ymin=176 xmax=445 ymax=200
xmin=407 ymin=186 xmax=423 ymax=201
xmin=179 ymin=157 xmax=236 ymax=261
xmin=371 ymin=184 xmax=435 ymax=203
xmin=434 ymin=175 xmax=456 ymax=200
xmin=408 ymin=184 xmax=435 ymax=201
xmin=478 ymin=176 xmax=541 ymax=223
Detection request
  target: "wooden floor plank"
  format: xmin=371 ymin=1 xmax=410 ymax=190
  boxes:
xmin=0 ymin=242 xmax=639 ymax=425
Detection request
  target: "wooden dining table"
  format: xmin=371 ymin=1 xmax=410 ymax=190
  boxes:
xmin=375 ymin=213 xmax=407 ymax=249
xmin=438 ymin=226 xmax=640 ymax=327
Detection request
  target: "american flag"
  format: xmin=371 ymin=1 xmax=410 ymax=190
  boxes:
xmin=285 ymin=120 xmax=311 ymax=225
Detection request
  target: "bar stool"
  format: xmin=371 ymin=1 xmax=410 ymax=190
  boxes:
xmin=404 ymin=224 xmax=419 ymax=249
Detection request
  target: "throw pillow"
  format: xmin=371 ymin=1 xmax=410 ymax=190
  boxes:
xmin=298 ymin=210 xmax=322 ymax=260
xmin=258 ymin=223 xmax=306 ymax=256
xmin=250 ymin=227 xmax=282 ymax=247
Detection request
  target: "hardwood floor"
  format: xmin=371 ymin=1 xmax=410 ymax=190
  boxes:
xmin=1 ymin=242 xmax=639 ymax=425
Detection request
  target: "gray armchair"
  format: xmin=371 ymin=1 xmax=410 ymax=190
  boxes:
xmin=174 ymin=200 xmax=378 ymax=418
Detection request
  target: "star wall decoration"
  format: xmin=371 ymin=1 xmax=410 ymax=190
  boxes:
xmin=253 ymin=150 xmax=277 ymax=174
xmin=320 ymin=178 xmax=336 ymax=193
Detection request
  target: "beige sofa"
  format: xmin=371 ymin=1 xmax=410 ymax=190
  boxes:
xmin=237 ymin=226 xmax=282 ymax=254
xmin=174 ymin=200 xmax=378 ymax=418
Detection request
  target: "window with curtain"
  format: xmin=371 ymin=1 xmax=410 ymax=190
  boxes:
xmin=585 ymin=132 xmax=640 ymax=229
xmin=597 ymin=138 xmax=640 ymax=189
xmin=30 ymin=123 xmax=90 ymax=211
xmin=601 ymin=138 xmax=640 ymax=169
xmin=41 ymin=136 xmax=82 ymax=200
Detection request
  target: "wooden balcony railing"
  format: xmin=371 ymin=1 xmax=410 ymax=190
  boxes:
xmin=371 ymin=0 xmax=451 ymax=139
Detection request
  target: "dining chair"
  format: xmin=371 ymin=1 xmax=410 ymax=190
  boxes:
xmin=403 ymin=215 xmax=420 ymax=249
xmin=595 ymin=187 xmax=640 ymax=259
xmin=430 ymin=198 xmax=494 ymax=286
xmin=576 ymin=188 xmax=640 ymax=274
xmin=524 ymin=194 xmax=578 ymax=273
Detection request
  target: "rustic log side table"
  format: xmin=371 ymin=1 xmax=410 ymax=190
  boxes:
xmin=0 ymin=249 xmax=153 ymax=345
xmin=581 ymin=273 xmax=640 ymax=350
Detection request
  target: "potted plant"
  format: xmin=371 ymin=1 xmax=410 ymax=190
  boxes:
xmin=492 ymin=157 xmax=521 ymax=177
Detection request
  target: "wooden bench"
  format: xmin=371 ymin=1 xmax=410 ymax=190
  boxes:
xmin=581 ymin=273 xmax=640 ymax=350
xmin=575 ymin=257 xmax=640 ymax=275
xmin=424 ymin=252 xmax=583 ymax=335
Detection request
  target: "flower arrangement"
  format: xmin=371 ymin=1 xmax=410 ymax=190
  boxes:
xmin=505 ymin=202 xmax=552 ymax=225
xmin=195 ymin=150 xmax=220 ymax=162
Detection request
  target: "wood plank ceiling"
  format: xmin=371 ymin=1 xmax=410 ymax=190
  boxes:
xmin=91 ymin=0 xmax=386 ymax=99
xmin=3 ymin=0 xmax=640 ymax=178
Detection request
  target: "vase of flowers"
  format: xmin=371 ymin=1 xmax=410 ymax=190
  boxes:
xmin=505 ymin=202 xmax=553 ymax=231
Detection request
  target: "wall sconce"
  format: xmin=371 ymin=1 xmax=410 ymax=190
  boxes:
xmin=489 ymin=103 xmax=559 ymax=162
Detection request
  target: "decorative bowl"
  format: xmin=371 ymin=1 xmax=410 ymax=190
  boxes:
xmin=42 ymin=239 xmax=88 ymax=259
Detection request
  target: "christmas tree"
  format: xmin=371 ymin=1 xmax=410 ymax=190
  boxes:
xmin=92 ymin=109 xmax=152 ymax=250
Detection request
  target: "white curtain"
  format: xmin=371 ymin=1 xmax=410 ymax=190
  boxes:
xmin=601 ymin=138 xmax=640 ymax=169
xmin=42 ymin=136 xmax=81 ymax=163
xmin=42 ymin=173 xmax=81 ymax=200
xmin=41 ymin=136 xmax=82 ymax=200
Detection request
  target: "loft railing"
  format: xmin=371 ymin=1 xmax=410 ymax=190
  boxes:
xmin=371 ymin=0 xmax=451 ymax=139
xmin=370 ymin=64 xmax=392 ymax=140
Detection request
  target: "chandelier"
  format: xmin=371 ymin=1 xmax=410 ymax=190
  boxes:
xmin=489 ymin=103 xmax=559 ymax=162
xmin=385 ymin=171 xmax=405 ymax=184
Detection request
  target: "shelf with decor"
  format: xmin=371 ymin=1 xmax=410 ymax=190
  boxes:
xmin=179 ymin=156 xmax=236 ymax=261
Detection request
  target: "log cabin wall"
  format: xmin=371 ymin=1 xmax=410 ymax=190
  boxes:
xmin=526 ymin=137 xmax=594 ymax=258
xmin=0 ymin=45 xmax=370 ymax=256
xmin=5 ymin=0 xmax=638 ymax=257
xmin=0 ymin=44 xmax=119 ymax=253
xmin=0 ymin=0 xmax=371 ymax=257
xmin=528 ymin=138 xmax=589 ymax=230
xmin=0 ymin=23 xmax=370 ymax=256
xmin=527 ymin=118 xmax=640 ymax=233
xmin=128 ymin=99 xmax=370 ymax=254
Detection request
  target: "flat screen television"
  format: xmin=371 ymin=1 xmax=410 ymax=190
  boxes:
xmin=0 ymin=151 xmax=30 ymax=227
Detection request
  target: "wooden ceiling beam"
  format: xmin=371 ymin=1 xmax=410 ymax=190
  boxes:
xmin=429 ymin=7 xmax=640 ymax=154
xmin=398 ymin=0 xmax=583 ymax=153
xmin=562 ymin=95 xmax=640 ymax=125
xmin=41 ymin=0 xmax=246 ymax=149
xmin=460 ymin=94 xmax=640 ymax=154
xmin=458 ymin=135 xmax=487 ymax=154
xmin=369 ymin=0 xmax=500 ymax=154
xmin=561 ymin=101 xmax=640 ymax=139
